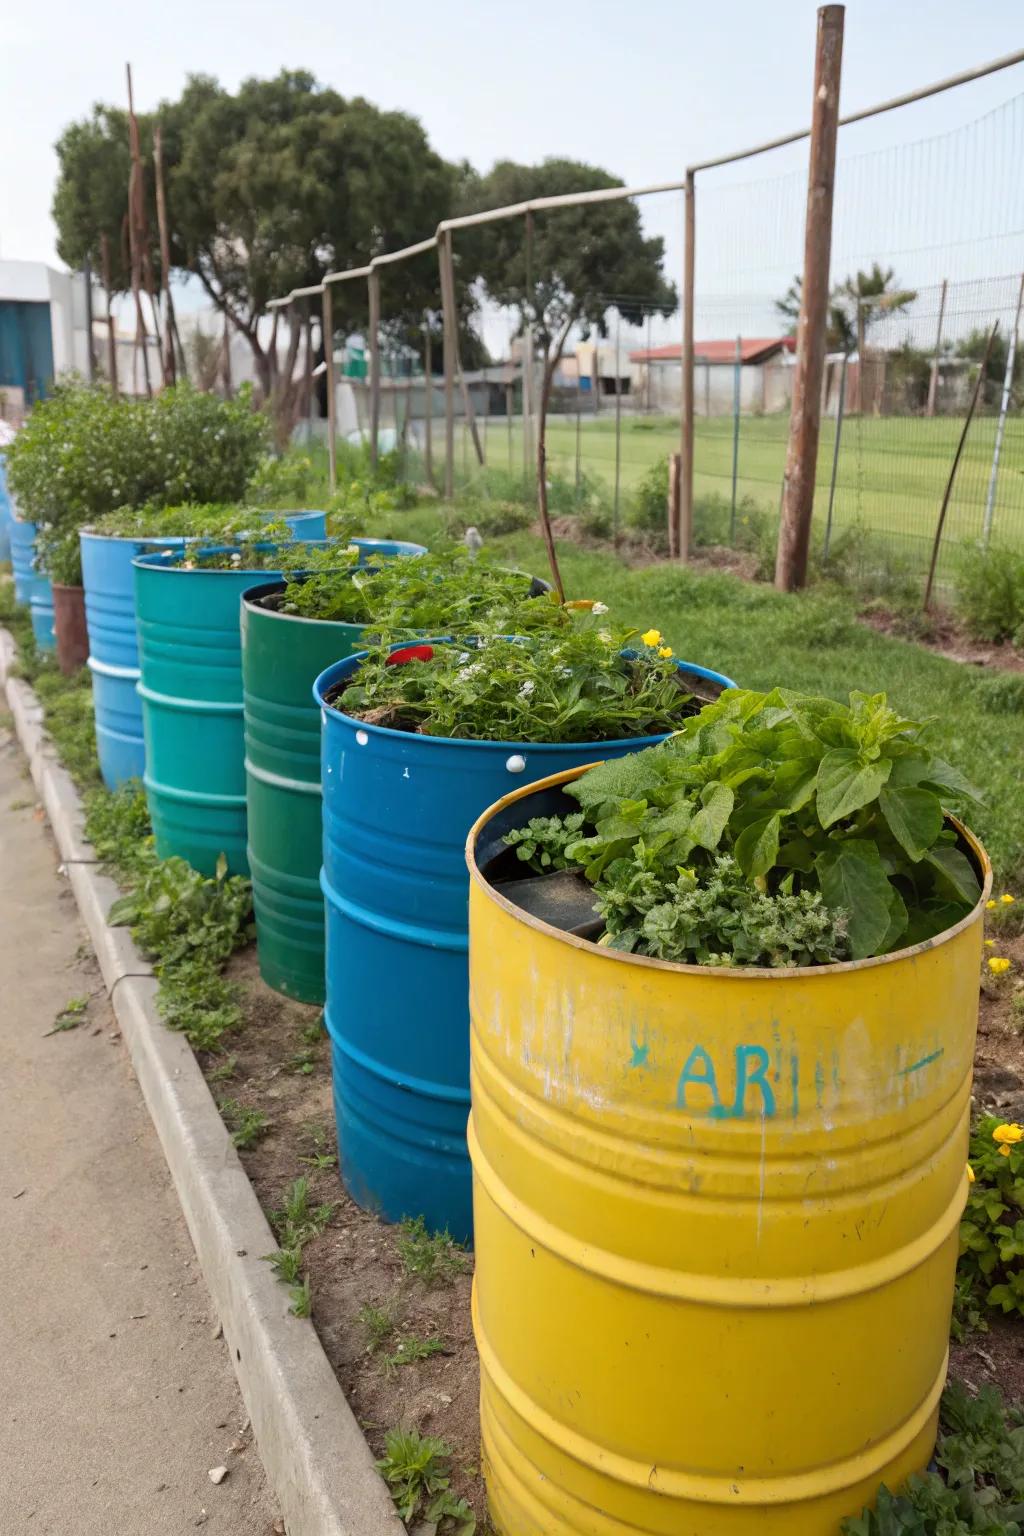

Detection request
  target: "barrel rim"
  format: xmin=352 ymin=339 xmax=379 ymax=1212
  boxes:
xmin=131 ymin=540 xmax=331 ymax=576
xmin=241 ymin=577 xmax=368 ymax=630
xmin=80 ymin=509 xmax=328 ymax=546
xmin=313 ymin=646 xmax=738 ymax=756
xmin=465 ymin=761 xmax=992 ymax=979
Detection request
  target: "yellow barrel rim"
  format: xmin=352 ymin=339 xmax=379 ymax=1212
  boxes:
xmin=466 ymin=762 xmax=992 ymax=979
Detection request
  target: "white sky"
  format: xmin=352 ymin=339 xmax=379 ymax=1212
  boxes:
xmin=3 ymin=0 xmax=1024 ymax=349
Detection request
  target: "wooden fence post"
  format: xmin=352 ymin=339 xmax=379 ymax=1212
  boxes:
xmin=775 ymin=5 xmax=845 ymax=593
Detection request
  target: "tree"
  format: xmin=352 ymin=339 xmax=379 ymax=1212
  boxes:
xmin=775 ymin=274 xmax=856 ymax=354
xmin=957 ymin=326 xmax=1022 ymax=404
xmin=467 ymin=158 xmax=676 ymax=368
xmin=53 ymin=106 xmax=140 ymax=293
xmin=464 ymin=157 xmax=676 ymax=589
xmin=52 ymin=73 xmax=461 ymax=399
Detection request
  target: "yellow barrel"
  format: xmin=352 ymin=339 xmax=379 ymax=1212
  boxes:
xmin=467 ymin=765 xmax=989 ymax=1536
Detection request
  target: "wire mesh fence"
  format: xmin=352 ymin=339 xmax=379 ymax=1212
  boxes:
xmin=283 ymin=78 xmax=1024 ymax=600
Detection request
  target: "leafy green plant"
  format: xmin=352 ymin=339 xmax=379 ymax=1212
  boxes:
xmin=271 ymin=1177 xmax=335 ymax=1248
xmin=207 ymin=1055 xmax=237 ymax=1083
xmin=375 ymin=1428 xmax=476 ymax=1533
xmin=358 ymin=1301 xmax=398 ymax=1351
xmin=47 ymin=995 xmax=89 ymax=1033
xmin=959 ymin=1116 xmax=1024 ymax=1320
xmin=956 ymin=545 xmax=1024 ymax=647
xmin=287 ymin=1046 xmax=318 ymax=1075
xmin=289 ymin=1276 xmax=313 ymax=1318
xmin=382 ymin=1334 xmax=446 ymax=1375
xmin=341 ymin=625 xmax=692 ymax=744
xmin=843 ymin=1381 xmax=1024 ymax=1534
xmin=264 ymin=1246 xmax=304 ymax=1284
xmin=396 ymin=1216 xmax=468 ymax=1284
xmin=219 ymin=1100 xmax=269 ymax=1149
xmin=504 ymin=812 xmax=586 ymax=872
xmin=277 ymin=545 xmax=557 ymax=633
xmin=6 ymin=383 xmax=269 ymax=585
xmin=512 ymin=687 xmax=982 ymax=966
xmin=106 ymin=851 xmax=252 ymax=972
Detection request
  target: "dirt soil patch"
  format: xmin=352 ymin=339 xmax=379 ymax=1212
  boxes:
xmin=206 ymin=949 xmax=483 ymax=1520
xmin=859 ymin=604 xmax=1024 ymax=674
xmin=201 ymin=911 xmax=1024 ymax=1531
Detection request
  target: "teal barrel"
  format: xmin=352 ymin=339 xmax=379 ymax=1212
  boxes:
xmin=11 ymin=518 xmax=55 ymax=651
xmin=81 ymin=512 xmax=327 ymax=791
xmin=134 ymin=537 xmax=327 ymax=876
xmin=241 ymin=538 xmax=426 ymax=1003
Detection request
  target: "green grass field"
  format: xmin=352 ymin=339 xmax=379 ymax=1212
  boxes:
xmin=457 ymin=411 xmax=1024 ymax=575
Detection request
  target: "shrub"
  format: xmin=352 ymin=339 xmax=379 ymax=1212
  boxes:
xmin=955 ymin=544 xmax=1024 ymax=646
xmin=628 ymin=457 xmax=669 ymax=545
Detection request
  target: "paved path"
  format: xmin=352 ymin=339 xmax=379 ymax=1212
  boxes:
xmin=0 ymin=723 xmax=281 ymax=1536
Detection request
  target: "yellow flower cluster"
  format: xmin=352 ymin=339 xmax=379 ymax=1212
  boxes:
xmin=993 ymin=1122 xmax=1024 ymax=1157
xmin=988 ymin=956 xmax=1012 ymax=976
xmin=639 ymin=627 xmax=673 ymax=659
xmin=987 ymin=894 xmax=1017 ymax=910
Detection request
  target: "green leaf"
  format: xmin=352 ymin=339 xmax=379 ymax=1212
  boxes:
xmin=878 ymin=884 xmax=909 ymax=953
xmin=878 ymin=786 xmax=944 ymax=862
xmin=734 ymin=813 xmax=783 ymax=879
xmin=815 ymin=842 xmax=894 ymax=959
xmin=107 ymin=893 xmax=140 ymax=927
xmin=687 ymin=782 xmax=734 ymax=851
xmin=816 ymin=748 xmax=893 ymax=829
xmin=567 ymin=747 xmax=665 ymax=814
xmin=925 ymin=845 xmax=982 ymax=907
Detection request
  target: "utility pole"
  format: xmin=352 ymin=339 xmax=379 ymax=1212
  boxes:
xmin=775 ymin=6 xmax=845 ymax=593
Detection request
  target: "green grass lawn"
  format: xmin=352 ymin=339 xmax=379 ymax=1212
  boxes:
xmin=457 ymin=410 xmax=1024 ymax=578
xmin=361 ymin=504 xmax=1024 ymax=883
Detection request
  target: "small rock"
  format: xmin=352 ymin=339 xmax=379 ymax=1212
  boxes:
xmin=208 ymin=1467 xmax=229 ymax=1485
xmin=211 ymin=1322 xmax=223 ymax=1341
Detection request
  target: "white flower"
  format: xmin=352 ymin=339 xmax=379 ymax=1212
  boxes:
xmin=518 ymin=679 xmax=536 ymax=699
xmin=457 ymin=652 xmax=471 ymax=664
xmin=598 ymin=630 xmax=612 ymax=643
xmin=592 ymin=602 xmax=609 ymax=615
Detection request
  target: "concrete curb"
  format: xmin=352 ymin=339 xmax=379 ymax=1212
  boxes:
xmin=0 ymin=632 xmax=404 ymax=1536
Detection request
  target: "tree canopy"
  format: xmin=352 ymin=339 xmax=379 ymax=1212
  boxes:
xmin=53 ymin=72 xmax=460 ymax=390
xmin=464 ymin=158 xmax=677 ymax=365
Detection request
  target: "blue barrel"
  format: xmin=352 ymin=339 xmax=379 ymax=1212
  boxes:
xmin=83 ymin=511 xmax=328 ymax=790
xmin=314 ymin=649 xmax=738 ymax=1243
xmin=350 ymin=537 xmax=427 ymax=565
xmin=135 ymin=535 xmax=327 ymax=876
xmin=0 ymin=453 xmax=12 ymax=563
xmin=11 ymin=517 xmax=38 ymax=607
xmin=10 ymin=518 xmax=56 ymax=652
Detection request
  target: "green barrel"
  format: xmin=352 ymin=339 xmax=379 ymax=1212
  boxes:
xmin=134 ymin=544 xmax=325 ymax=876
xmin=241 ymin=582 xmax=368 ymax=1002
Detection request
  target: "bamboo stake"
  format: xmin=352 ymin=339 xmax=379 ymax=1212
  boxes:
xmin=924 ymin=321 xmax=999 ymax=610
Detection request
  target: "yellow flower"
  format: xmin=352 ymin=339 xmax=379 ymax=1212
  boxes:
xmin=1000 ymin=1145 xmax=1013 ymax=1157
xmin=987 ymin=899 xmax=997 ymax=910
xmin=967 ymin=1164 xmax=976 ymax=1183
xmin=641 ymin=628 xmax=662 ymax=647
xmin=992 ymin=1122 xmax=1024 ymax=1145
xmin=564 ymin=598 xmax=596 ymax=611
xmin=658 ymin=645 xmax=674 ymax=659
xmin=988 ymin=956 xmax=1012 ymax=976
xmin=1002 ymin=893 xmax=1016 ymax=905
xmin=984 ymin=939 xmax=996 ymax=948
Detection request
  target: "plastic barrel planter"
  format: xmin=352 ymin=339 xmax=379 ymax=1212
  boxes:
xmin=241 ymin=538 xmax=427 ymax=1005
xmin=0 ymin=453 xmax=12 ymax=563
xmin=466 ymin=768 xmax=991 ymax=1536
xmin=82 ymin=511 xmax=329 ymax=790
xmin=314 ymin=649 xmax=737 ymax=1245
xmin=10 ymin=518 xmax=55 ymax=652
xmin=134 ymin=535 xmax=328 ymax=875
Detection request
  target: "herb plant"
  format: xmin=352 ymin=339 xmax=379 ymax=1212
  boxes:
xmin=506 ymin=687 xmax=982 ymax=966
xmin=843 ymin=1380 xmax=1024 ymax=1534
xmin=338 ymin=625 xmax=692 ymax=743
xmin=277 ymin=546 xmax=560 ymax=633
